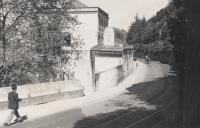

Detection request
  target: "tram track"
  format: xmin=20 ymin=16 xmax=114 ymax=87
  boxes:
xmin=125 ymin=97 xmax=177 ymax=128
xmin=91 ymin=74 xmax=177 ymax=128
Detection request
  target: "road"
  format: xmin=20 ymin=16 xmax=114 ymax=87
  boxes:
xmin=1 ymin=62 xmax=178 ymax=128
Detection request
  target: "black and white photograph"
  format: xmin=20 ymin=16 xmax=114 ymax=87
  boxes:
xmin=0 ymin=0 xmax=200 ymax=128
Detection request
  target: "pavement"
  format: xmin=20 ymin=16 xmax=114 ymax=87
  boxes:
xmin=0 ymin=61 xmax=174 ymax=128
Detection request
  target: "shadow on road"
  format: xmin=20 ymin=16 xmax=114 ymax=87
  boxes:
xmin=8 ymin=115 xmax=28 ymax=126
xmin=73 ymin=75 xmax=179 ymax=128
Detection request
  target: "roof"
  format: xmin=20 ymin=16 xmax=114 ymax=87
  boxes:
xmin=91 ymin=45 xmax=133 ymax=52
xmin=69 ymin=7 xmax=109 ymax=18
xmin=91 ymin=45 xmax=123 ymax=52
xmin=68 ymin=0 xmax=109 ymax=18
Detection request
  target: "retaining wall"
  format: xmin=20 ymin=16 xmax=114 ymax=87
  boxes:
xmin=95 ymin=65 xmax=124 ymax=90
xmin=0 ymin=80 xmax=84 ymax=110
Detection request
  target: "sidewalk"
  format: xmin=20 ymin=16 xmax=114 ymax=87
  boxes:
xmin=0 ymin=61 xmax=167 ymax=126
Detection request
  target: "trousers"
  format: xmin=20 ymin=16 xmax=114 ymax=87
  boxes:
xmin=5 ymin=109 xmax=20 ymax=124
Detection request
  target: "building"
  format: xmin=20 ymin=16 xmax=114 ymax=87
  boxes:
xmin=66 ymin=1 xmax=109 ymax=94
xmin=69 ymin=7 xmax=109 ymax=49
xmin=91 ymin=27 xmax=134 ymax=91
xmin=66 ymin=0 xmax=134 ymax=94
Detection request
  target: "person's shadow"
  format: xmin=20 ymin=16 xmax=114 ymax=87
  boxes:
xmin=8 ymin=115 xmax=28 ymax=126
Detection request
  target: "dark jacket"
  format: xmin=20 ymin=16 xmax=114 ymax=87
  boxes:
xmin=8 ymin=91 xmax=21 ymax=110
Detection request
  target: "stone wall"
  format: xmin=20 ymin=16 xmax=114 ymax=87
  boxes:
xmin=0 ymin=80 xmax=84 ymax=110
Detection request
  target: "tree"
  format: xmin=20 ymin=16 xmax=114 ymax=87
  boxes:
xmin=0 ymin=0 xmax=35 ymax=86
xmin=0 ymin=0 xmax=29 ymax=64
xmin=126 ymin=3 xmax=176 ymax=63
xmin=23 ymin=0 xmax=82 ymax=82
xmin=126 ymin=15 xmax=147 ymax=45
xmin=0 ymin=0 xmax=83 ymax=86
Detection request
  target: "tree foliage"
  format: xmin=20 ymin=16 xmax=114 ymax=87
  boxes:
xmin=126 ymin=3 xmax=176 ymax=63
xmin=126 ymin=15 xmax=147 ymax=44
xmin=0 ymin=0 xmax=82 ymax=87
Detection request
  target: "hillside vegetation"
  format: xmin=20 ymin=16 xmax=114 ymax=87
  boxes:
xmin=126 ymin=3 xmax=177 ymax=64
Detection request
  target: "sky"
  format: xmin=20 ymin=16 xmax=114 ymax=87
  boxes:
xmin=79 ymin=0 xmax=169 ymax=31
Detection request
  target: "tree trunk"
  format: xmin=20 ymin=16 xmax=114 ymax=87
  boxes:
xmin=2 ymin=34 xmax=6 ymax=63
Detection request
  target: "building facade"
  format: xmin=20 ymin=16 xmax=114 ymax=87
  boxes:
xmin=66 ymin=1 xmax=134 ymax=94
xmin=91 ymin=27 xmax=134 ymax=91
xmin=69 ymin=7 xmax=109 ymax=50
xmin=68 ymin=4 xmax=109 ymax=94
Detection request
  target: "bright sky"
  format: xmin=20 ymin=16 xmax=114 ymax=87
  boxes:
xmin=79 ymin=0 xmax=169 ymax=31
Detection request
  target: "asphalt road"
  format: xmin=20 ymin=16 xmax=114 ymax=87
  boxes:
xmin=1 ymin=62 xmax=178 ymax=128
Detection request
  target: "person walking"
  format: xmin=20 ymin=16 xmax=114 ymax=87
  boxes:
xmin=133 ymin=58 xmax=138 ymax=69
xmin=3 ymin=84 xmax=22 ymax=126
xmin=145 ymin=55 xmax=151 ymax=64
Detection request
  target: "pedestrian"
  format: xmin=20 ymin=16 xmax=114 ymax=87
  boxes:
xmin=3 ymin=84 xmax=22 ymax=126
xmin=145 ymin=55 xmax=151 ymax=64
xmin=133 ymin=57 xmax=138 ymax=68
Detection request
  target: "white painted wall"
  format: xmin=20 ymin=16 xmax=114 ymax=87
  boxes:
xmin=69 ymin=11 xmax=99 ymax=94
xmin=71 ymin=13 xmax=99 ymax=50
xmin=95 ymin=57 xmax=123 ymax=73
xmin=95 ymin=65 xmax=123 ymax=91
xmin=73 ymin=51 xmax=94 ymax=94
